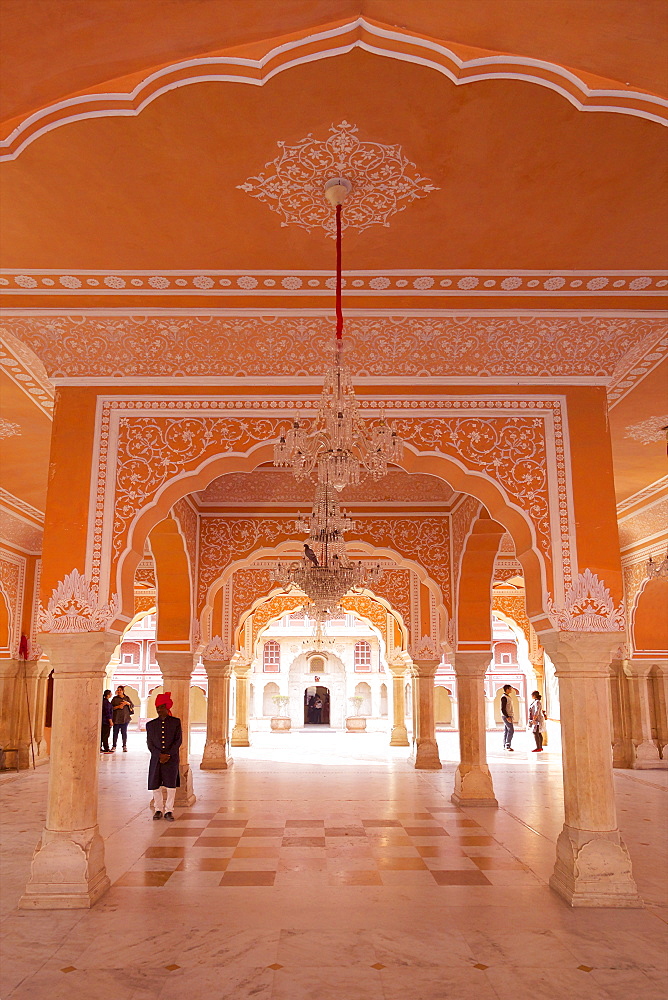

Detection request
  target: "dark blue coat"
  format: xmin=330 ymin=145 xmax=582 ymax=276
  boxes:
xmin=146 ymin=715 xmax=182 ymax=789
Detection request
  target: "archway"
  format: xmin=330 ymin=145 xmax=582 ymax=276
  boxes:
xmin=304 ymin=686 xmax=330 ymax=726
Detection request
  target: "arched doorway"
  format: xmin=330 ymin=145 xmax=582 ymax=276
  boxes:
xmin=304 ymin=685 xmax=330 ymax=726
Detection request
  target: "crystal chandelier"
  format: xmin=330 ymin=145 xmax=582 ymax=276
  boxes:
xmin=271 ymin=480 xmax=383 ymax=619
xmin=274 ymin=178 xmax=404 ymax=491
xmin=301 ymin=618 xmax=336 ymax=653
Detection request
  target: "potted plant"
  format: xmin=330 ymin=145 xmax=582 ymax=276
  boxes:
xmin=346 ymin=695 xmax=366 ymax=732
xmin=270 ymin=695 xmax=291 ymax=732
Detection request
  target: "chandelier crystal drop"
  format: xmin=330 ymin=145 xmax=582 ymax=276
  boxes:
xmin=273 ymin=177 xmax=404 ymax=491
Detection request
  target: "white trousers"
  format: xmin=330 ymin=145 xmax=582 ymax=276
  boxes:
xmin=157 ymin=786 xmax=176 ymax=812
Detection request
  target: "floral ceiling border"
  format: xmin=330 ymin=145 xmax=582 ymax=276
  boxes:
xmin=0 ymin=269 xmax=665 ymax=296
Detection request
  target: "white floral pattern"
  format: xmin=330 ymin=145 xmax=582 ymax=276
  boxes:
xmin=624 ymin=415 xmax=668 ymax=445
xmin=237 ymin=121 xmax=438 ymax=236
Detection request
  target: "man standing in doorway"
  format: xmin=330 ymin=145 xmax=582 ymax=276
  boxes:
xmin=501 ymin=684 xmax=515 ymax=751
xmin=146 ymin=692 xmax=182 ymax=821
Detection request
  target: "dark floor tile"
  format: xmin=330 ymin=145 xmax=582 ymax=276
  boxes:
xmin=430 ymin=870 xmax=492 ymax=886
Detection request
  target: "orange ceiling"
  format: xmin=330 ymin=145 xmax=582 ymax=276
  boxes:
xmin=0 ymin=371 xmax=51 ymax=511
xmin=1 ymin=48 xmax=666 ymax=283
xmin=2 ymin=0 xmax=667 ymax=127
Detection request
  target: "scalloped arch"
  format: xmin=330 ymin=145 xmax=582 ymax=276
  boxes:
xmin=2 ymin=16 xmax=666 ymax=161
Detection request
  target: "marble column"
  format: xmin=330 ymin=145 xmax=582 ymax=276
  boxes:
xmin=0 ymin=658 xmax=19 ymax=754
xmin=411 ymin=658 xmax=442 ymax=769
xmin=231 ymin=660 xmax=251 ymax=747
xmin=33 ymin=662 xmax=51 ymax=762
xmin=156 ymin=650 xmax=196 ymax=807
xmin=610 ymin=658 xmax=637 ymax=768
xmin=652 ymin=661 xmax=668 ymax=759
xmin=624 ymin=659 xmax=664 ymax=767
xmin=452 ymin=651 xmax=498 ymax=807
xmin=388 ymin=662 xmax=409 ymax=746
xmin=20 ymin=632 xmax=116 ymax=909
xmin=200 ymin=658 xmax=234 ymax=769
xmin=541 ymin=632 xmax=641 ymax=908
xmin=13 ymin=659 xmax=45 ymax=768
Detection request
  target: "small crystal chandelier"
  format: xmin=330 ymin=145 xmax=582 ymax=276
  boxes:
xmin=274 ymin=178 xmax=404 ymax=491
xmin=271 ymin=480 xmax=383 ymax=619
xmin=301 ymin=618 xmax=336 ymax=653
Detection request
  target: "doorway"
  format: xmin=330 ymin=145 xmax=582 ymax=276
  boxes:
xmin=304 ymin=686 xmax=330 ymax=726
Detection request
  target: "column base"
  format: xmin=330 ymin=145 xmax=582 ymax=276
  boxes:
xmin=412 ymin=737 xmax=442 ymax=770
xmin=612 ymin=738 xmax=635 ymax=769
xmin=175 ymin=764 xmax=196 ymax=807
xmin=451 ymin=764 xmax=498 ymax=807
xmin=389 ymin=725 xmax=410 ymax=747
xmin=19 ymin=828 xmax=110 ymax=909
xmin=200 ymin=740 xmax=234 ymax=770
xmin=549 ymin=825 xmax=643 ymax=908
xmin=231 ymin=725 xmax=250 ymax=747
xmin=632 ymin=741 xmax=665 ymax=768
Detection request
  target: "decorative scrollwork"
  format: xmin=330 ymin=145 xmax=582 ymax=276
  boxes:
xmin=238 ymin=121 xmax=438 ymax=236
xmin=38 ymin=569 xmax=118 ymax=633
xmin=547 ymin=569 xmax=625 ymax=632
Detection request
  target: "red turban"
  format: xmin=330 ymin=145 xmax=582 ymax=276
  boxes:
xmin=155 ymin=692 xmax=173 ymax=714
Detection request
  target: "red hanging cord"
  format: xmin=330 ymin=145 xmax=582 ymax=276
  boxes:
xmin=335 ymin=203 xmax=343 ymax=340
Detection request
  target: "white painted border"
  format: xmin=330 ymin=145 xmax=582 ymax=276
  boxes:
xmin=1 ymin=16 xmax=666 ymax=162
xmin=86 ymin=395 xmax=573 ymax=625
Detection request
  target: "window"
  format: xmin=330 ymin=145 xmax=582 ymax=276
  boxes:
xmin=501 ymin=653 xmax=511 ymax=664
xmin=354 ymin=640 xmax=372 ymax=671
xmin=263 ymin=640 xmax=280 ymax=672
xmin=309 ymin=656 xmax=325 ymax=674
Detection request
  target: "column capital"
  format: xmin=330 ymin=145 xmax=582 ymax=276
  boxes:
xmin=387 ymin=657 xmax=408 ymax=678
xmin=156 ymin=650 xmax=195 ymax=681
xmin=202 ymin=658 xmax=233 ymax=678
xmin=623 ymin=658 xmax=656 ymax=679
xmin=411 ymin=658 xmax=440 ymax=677
xmin=233 ymin=660 xmax=252 ymax=678
xmin=38 ymin=632 xmax=117 ymax=678
xmin=453 ymin=650 xmax=491 ymax=677
xmin=540 ymin=631 xmax=622 ymax=676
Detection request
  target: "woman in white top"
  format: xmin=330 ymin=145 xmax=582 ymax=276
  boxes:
xmin=528 ymin=691 xmax=546 ymax=752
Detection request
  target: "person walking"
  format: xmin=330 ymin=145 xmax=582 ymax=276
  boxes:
xmin=111 ymin=685 xmax=134 ymax=751
xmin=100 ymin=689 xmax=113 ymax=753
xmin=528 ymin=690 xmax=546 ymax=752
xmin=146 ymin=692 xmax=182 ymax=821
xmin=501 ymin=684 xmax=515 ymax=751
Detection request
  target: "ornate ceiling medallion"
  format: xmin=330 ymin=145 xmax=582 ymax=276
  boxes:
xmin=238 ymin=121 xmax=438 ymax=235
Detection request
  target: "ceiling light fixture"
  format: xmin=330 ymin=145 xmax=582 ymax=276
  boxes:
xmin=273 ymin=177 xmax=404 ymax=491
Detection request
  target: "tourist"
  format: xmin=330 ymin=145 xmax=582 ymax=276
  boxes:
xmin=307 ymin=693 xmax=316 ymax=723
xmin=147 ymin=692 xmax=182 ymax=821
xmin=313 ymin=695 xmax=323 ymax=724
xmin=100 ymin=689 xmax=113 ymax=753
xmin=111 ymin=684 xmax=134 ymax=752
xmin=501 ymin=684 xmax=515 ymax=751
xmin=529 ymin=690 xmax=546 ymax=752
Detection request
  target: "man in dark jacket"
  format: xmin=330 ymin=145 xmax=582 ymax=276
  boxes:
xmin=501 ymin=684 xmax=515 ymax=751
xmin=111 ymin=685 xmax=134 ymax=751
xmin=146 ymin=692 xmax=182 ymax=821
xmin=100 ymin=689 xmax=113 ymax=753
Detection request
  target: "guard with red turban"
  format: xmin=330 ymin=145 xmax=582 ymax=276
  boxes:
xmin=146 ymin=692 xmax=182 ymax=821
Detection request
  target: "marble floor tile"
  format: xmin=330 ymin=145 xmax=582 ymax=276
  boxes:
xmin=379 ymin=967 xmax=500 ymax=1000
xmin=2 ymin=730 xmax=666 ymax=1000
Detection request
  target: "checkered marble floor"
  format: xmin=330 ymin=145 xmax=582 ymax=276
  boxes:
xmin=117 ymin=804 xmax=535 ymax=889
